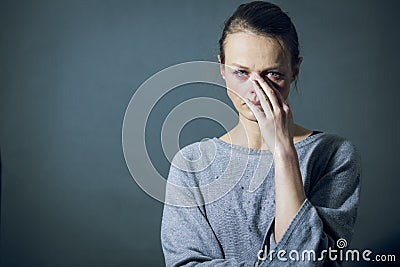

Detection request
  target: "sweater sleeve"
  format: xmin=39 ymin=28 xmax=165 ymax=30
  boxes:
xmin=161 ymin=149 xmax=255 ymax=267
xmin=257 ymin=138 xmax=361 ymax=267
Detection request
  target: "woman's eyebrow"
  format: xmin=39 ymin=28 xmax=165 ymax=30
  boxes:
xmin=230 ymin=63 xmax=281 ymax=71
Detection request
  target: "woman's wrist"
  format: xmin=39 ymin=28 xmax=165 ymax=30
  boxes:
xmin=273 ymin=141 xmax=296 ymax=159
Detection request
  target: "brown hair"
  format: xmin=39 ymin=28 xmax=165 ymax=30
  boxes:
xmin=218 ymin=1 xmax=301 ymax=85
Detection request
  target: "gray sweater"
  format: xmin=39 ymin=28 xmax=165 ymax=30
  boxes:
xmin=161 ymin=131 xmax=361 ymax=266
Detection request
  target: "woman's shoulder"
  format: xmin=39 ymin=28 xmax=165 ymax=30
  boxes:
xmin=312 ymin=131 xmax=359 ymax=151
xmin=294 ymin=125 xmax=358 ymax=154
xmin=170 ymin=138 xmax=217 ymax=171
xmin=172 ymin=138 xmax=214 ymax=158
xmin=299 ymin=131 xmax=361 ymax=194
xmin=302 ymin=131 xmax=361 ymax=167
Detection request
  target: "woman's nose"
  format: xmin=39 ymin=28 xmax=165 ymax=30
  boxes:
xmin=249 ymin=86 xmax=256 ymax=94
xmin=249 ymin=72 xmax=258 ymax=82
xmin=248 ymin=73 xmax=257 ymax=94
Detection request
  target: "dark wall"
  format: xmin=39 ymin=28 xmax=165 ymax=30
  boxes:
xmin=1 ymin=0 xmax=399 ymax=266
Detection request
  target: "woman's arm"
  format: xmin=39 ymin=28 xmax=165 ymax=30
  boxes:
xmin=257 ymin=138 xmax=361 ymax=266
xmin=244 ymin=72 xmax=307 ymax=243
xmin=273 ymin=143 xmax=306 ymax=243
xmin=161 ymin=150 xmax=255 ymax=267
xmin=246 ymin=73 xmax=361 ymax=266
xmin=161 ymin=203 xmax=255 ymax=267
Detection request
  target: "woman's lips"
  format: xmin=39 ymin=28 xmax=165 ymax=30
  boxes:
xmin=243 ymin=100 xmax=263 ymax=110
xmin=242 ymin=100 xmax=261 ymax=106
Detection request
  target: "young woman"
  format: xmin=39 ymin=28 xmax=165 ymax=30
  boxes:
xmin=161 ymin=1 xmax=361 ymax=266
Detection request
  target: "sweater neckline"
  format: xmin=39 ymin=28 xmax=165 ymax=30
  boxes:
xmin=212 ymin=131 xmax=324 ymax=155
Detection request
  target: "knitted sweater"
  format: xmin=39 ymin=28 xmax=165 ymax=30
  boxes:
xmin=161 ymin=131 xmax=361 ymax=266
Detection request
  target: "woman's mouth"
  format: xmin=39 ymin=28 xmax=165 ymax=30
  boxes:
xmin=242 ymin=99 xmax=261 ymax=106
xmin=243 ymin=100 xmax=263 ymax=110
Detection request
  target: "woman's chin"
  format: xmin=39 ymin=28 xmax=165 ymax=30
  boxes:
xmin=239 ymin=111 xmax=259 ymax=123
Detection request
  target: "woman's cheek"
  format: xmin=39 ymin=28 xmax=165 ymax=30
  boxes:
xmin=226 ymin=79 xmax=251 ymax=99
xmin=276 ymin=81 xmax=291 ymax=99
xmin=227 ymin=90 xmax=241 ymax=106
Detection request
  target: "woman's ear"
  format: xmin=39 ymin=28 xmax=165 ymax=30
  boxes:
xmin=217 ymin=54 xmax=225 ymax=80
xmin=291 ymin=56 xmax=303 ymax=82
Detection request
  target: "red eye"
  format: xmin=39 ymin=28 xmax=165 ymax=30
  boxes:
xmin=233 ymin=70 xmax=248 ymax=78
xmin=267 ymin=72 xmax=282 ymax=80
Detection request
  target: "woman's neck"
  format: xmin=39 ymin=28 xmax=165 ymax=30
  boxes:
xmin=227 ymin=115 xmax=269 ymax=150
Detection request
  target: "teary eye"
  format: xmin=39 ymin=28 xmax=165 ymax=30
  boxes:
xmin=266 ymin=72 xmax=283 ymax=80
xmin=233 ymin=70 xmax=248 ymax=78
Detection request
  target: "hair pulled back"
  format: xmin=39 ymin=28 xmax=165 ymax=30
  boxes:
xmin=218 ymin=1 xmax=300 ymax=72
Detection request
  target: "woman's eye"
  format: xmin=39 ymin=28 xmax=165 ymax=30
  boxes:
xmin=233 ymin=70 xmax=248 ymax=78
xmin=266 ymin=72 xmax=282 ymax=80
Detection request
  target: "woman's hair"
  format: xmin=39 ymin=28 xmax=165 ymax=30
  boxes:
xmin=218 ymin=1 xmax=300 ymax=78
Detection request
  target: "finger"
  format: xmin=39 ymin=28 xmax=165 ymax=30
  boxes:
xmin=272 ymin=89 xmax=290 ymax=114
xmin=271 ymin=85 xmax=286 ymax=108
xmin=243 ymin=97 xmax=266 ymax=126
xmin=253 ymin=75 xmax=282 ymax=109
xmin=252 ymin=80 xmax=273 ymax=117
xmin=252 ymin=74 xmax=283 ymax=110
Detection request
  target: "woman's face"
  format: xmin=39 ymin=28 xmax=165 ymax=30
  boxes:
xmin=218 ymin=32 xmax=301 ymax=122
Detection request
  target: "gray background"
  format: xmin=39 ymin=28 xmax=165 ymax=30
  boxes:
xmin=1 ymin=0 xmax=399 ymax=266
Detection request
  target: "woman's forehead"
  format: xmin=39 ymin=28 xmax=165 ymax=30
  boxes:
xmin=224 ymin=32 xmax=291 ymax=70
